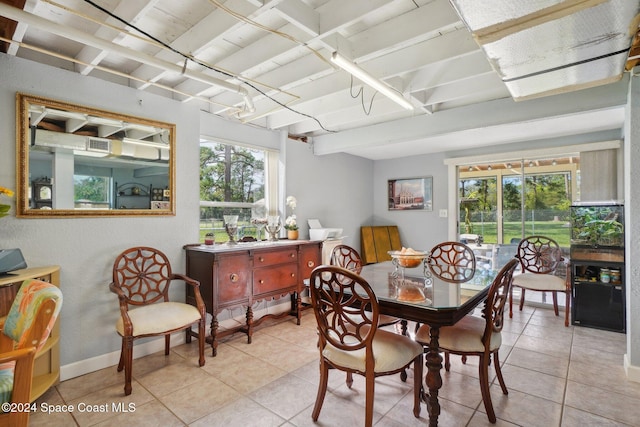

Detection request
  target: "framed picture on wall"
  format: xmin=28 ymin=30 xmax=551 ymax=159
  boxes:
xmin=388 ymin=177 xmax=432 ymax=211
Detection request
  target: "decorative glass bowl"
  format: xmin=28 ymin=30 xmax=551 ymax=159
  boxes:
xmin=388 ymin=250 xmax=428 ymax=268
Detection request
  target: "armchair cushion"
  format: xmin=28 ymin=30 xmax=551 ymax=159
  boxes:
xmin=323 ymin=329 xmax=423 ymax=373
xmin=513 ymin=273 xmax=566 ymax=291
xmin=116 ymin=302 xmax=202 ymax=337
xmin=3 ymin=279 xmax=62 ymax=351
xmin=0 ymin=362 xmax=14 ymax=404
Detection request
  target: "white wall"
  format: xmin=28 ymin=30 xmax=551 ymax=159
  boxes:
xmin=284 ymin=139 xmax=373 ymax=250
xmin=372 ymin=152 xmax=449 ymax=251
xmin=0 ymin=54 xmax=202 ymax=367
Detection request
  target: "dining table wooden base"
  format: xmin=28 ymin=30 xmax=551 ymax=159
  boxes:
xmin=358 ymin=261 xmax=494 ymax=426
xmin=425 ymin=327 xmax=443 ymax=427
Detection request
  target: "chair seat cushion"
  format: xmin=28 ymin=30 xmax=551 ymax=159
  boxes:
xmin=378 ymin=314 xmax=401 ymax=327
xmin=0 ymin=361 xmax=15 ymax=405
xmin=513 ymin=273 xmax=566 ymax=291
xmin=116 ymin=302 xmax=202 ymax=337
xmin=415 ymin=316 xmax=501 ymax=353
xmin=323 ymin=329 xmax=422 ymax=373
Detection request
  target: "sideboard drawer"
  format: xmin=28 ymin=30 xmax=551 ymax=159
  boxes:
xmin=300 ymin=244 xmax=322 ymax=279
xmin=254 ymin=248 xmax=298 ymax=266
xmin=216 ymin=254 xmax=250 ymax=306
xmin=253 ymin=263 xmax=298 ymax=295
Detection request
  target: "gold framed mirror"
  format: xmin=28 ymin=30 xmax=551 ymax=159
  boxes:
xmin=16 ymin=93 xmax=175 ymax=217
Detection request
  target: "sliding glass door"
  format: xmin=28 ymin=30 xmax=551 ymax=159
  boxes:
xmin=459 ymin=155 xmax=578 ymax=256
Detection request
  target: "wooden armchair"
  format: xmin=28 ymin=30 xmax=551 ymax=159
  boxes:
xmin=110 ymin=247 xmax=206 ymax=395
xmin=0 ymin=279 xmax=63 ymax=427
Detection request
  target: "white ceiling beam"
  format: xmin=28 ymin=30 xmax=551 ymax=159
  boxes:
xmin=74 ymin=0 xmax=159 ymax=76
xmin=174 ymin=1 xmax=401 ymax=106
xmin=418 ymin=73 xmax=508 ymax=106
xmin=6 ymin=0 xmax=41 ymax=56
xmin=407 ymin=51 xmax=493 ymax=89
xmin=312 ymin=76 xmax=629 ymax=156
xmin=318 ymin=0 xmax=392 ymax=35
xmin=130 ymin=0 xmax=263 ymax=89
xmin=0 ymin=3 xmax=250 ymax=101
xmin=273 ymin=0 xmax=320 ymax=36
xmin=350 ymin=0 xmax=462 ymax=61
xmin=260 ymin=29 xmax=480 ymax=129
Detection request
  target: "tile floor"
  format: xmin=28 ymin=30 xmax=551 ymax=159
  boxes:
xmin=29 ymin=305 xmax=640 ymax=426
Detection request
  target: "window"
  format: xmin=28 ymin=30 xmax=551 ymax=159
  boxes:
xmin=74 ymin=174 xmax=111 ymax=209
xmin=199 ymin=138 xmax=275 ymax=243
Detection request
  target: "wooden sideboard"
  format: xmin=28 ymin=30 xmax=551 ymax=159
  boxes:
xmin=184 ymin=240 xmax=321 ymax=356
xmin=0 ymin=265 xmax=60 ymax=401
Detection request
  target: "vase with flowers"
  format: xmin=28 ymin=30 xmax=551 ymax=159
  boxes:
xmin=285 ymin=195 xmax=299 ymax=240
xmin=0 ymin=186 xmax=14 ymax=218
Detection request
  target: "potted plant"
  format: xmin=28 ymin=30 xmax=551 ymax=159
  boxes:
xmin=285 ymin=196 xmax=298 ymax=239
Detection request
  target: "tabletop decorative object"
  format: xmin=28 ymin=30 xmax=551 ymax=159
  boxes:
xmin=223 ymin=215 xmax=239 ymax=245
xmin=388 ymin=248 xmax=431 ymax=302
xmin=265 ymin=215 xmax=282 ymax=241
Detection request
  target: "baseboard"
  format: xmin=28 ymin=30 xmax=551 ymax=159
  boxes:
xmin=60 ymin=300 xmax=294 ymax=381
xmin=624 ymin=354 xmax=640 ymax=383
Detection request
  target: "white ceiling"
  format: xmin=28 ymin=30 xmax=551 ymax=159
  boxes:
xmin=0 ymin=0 xmax=637 ymax=160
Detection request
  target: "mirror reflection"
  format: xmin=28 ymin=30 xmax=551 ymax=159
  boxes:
xmin=16 ymin=93 xmax=175 ymax=217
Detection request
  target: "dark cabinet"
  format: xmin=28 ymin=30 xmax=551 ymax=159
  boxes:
xmin=571 ymin=247 xmax=625 ymax=332
xmin=570 ymin=203 xmax=625 ymax=333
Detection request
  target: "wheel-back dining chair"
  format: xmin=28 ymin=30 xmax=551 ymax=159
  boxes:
xmin=427 ymin=241 xmax=476 ymax=283
xmin=415 ymin=258 xmax=519 ymax=423
xmin=110 ymin=247 xmax=206 ymax=395
xmin=509 ymin=235 xmax=570 ymax=326
xmin=309 ymin=265 xmax=423 ymax=427
xmin=0 ymin=279 xmax=63 ymax=427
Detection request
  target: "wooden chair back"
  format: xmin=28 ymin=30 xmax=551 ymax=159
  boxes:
xmin=481 ymin=259 xmax=519 ymax=343
xmin=330 ymin=245 xmax=364 ymax=274
xmin=310 ymin=265 xmax=379 ymax=353
xmin=111 ymin=246 xmax=173 ymax=306
xmin=427 ymin=241 xmax=476 ymax=283
xmin=516 ymin=235 xmax=563 ymax=274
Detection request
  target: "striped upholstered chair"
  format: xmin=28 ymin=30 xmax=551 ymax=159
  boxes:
xmin=0 ymin=279 xmax=63 ymax=427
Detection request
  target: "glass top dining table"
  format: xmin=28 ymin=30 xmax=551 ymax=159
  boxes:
xmin=359 ymin=261 xmax=496 ymax=427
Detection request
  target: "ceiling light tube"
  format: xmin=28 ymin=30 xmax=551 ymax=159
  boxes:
xmin=122 ymin=138 xmax=169 ymax=149
xmin=331 ymin=52 xmax=414 ymax=110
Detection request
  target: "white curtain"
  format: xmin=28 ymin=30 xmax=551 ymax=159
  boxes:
xmin=265 ymin=150 xmax=279 ymax=216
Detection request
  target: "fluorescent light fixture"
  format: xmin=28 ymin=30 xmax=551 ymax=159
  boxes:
xmin=331 ymin=52 xmax=414 ymax=110
xmin=122 ymin=137 xmax=169 ymax=149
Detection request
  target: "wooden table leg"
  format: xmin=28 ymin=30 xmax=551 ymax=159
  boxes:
xmin=425 ymin=325 xmax=443 ymax=427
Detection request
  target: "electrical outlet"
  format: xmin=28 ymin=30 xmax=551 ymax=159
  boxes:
xmin=439 ymin=209 xmax=448 ymax=218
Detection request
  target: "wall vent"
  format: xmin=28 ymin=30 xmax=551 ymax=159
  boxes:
xmin=87 ymin=137 xmax=111 ymax=153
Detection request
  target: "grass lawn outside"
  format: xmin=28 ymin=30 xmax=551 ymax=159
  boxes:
xmin=462 ymin=220 xmax=571 ymax=247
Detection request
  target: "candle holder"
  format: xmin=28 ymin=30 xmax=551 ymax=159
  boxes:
xmin=265 ymin=215 xmax=281 ymax=241
xmin=224 ymin=215 xmax=239 ymax=245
